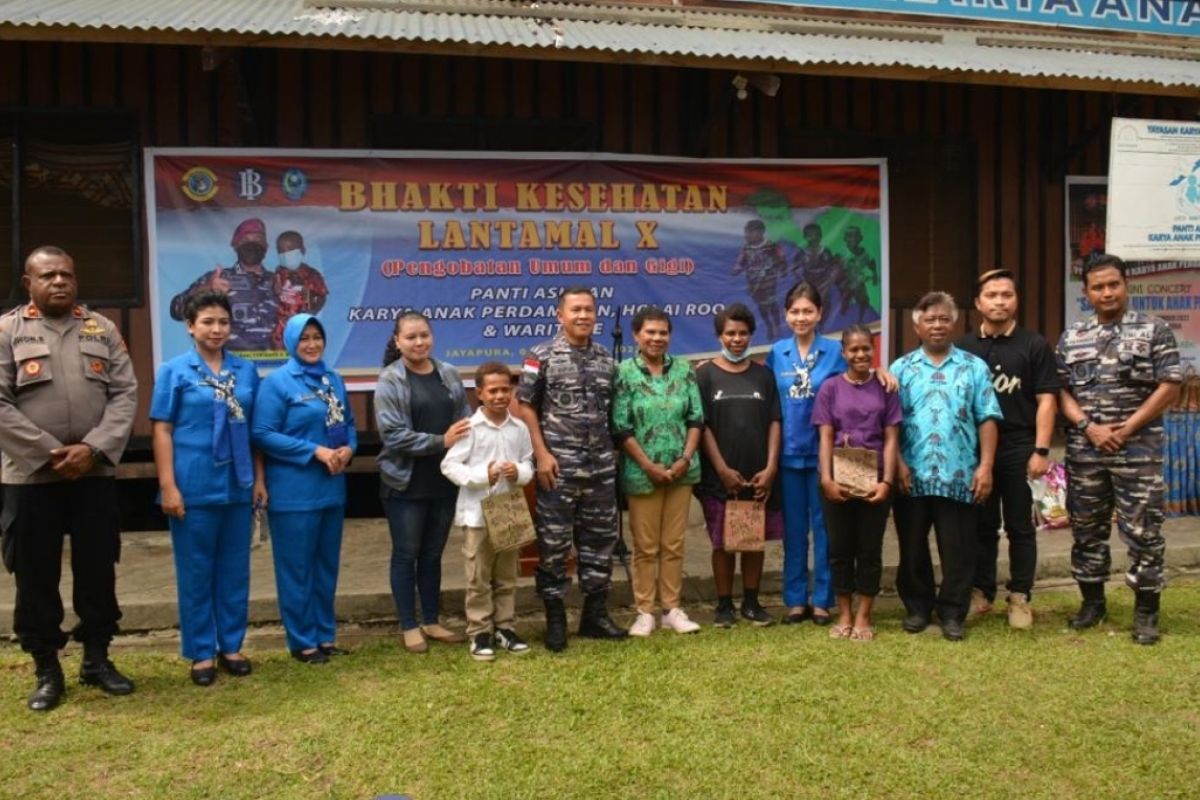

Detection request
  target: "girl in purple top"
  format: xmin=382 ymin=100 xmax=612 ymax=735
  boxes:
xmin=813 ymin=325 xmax=902 ymax=640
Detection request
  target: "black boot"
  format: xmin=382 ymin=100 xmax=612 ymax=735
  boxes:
xmin=577 ymin=592 xmax=628 ymax=640
xmin=1132 ymin=590 xmax=1161 ymax=646
xmin=1068 ymin=582 xmax=1107 ymax=631
xmin=544 ymin=598 xmax=568 ymax=653
xmin=27 ymin=652 xmax=65 ymax=713
xmin=79 ymin=643 xmax=135 ymax=696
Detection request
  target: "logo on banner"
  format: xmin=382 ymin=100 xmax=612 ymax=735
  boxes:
xmin=237 ymin=169 xmax=265 ymax=201
xmin=282 ymin=168 xmax=309 ymax=201
xmin=181 ymin=167 xmax=218 ymax=202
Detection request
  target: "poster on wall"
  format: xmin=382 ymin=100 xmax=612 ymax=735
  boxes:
xmin=1065 ymin=176 xmax=1200 ymax=368
xmin=146 ymin=150 xmax=889 ymax=388
xmin=1107 ymin=117 xmax=1200 ymax=262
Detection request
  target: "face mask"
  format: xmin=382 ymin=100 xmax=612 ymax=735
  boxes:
xmin=278 ymin=249 xmax=303 ymax=269
xmin=721 ymin=346 xmax=751 ymax=363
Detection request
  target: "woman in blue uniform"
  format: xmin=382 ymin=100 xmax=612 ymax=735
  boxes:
xmin=252 ymin=313 xmax=356 ymax=663
xmin=151 ymin=290 xmax=266 ymax=686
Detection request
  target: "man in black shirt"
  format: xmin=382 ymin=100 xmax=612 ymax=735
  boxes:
xmin=958 ymin=269 xmax=1059 ymax=629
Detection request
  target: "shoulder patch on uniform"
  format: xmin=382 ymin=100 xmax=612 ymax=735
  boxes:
xmin=522 ymin=358 xmax=541 ymax=376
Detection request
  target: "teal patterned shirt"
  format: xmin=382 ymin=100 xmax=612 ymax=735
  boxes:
xmin=612 ymin=354 xmax=704 ymax=496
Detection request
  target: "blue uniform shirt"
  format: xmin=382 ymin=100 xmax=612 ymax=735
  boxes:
xmin=890 ymin=345 xmax=1002 ymax=503
xmin=251 ymin=315 xmax=357 ymax=512
xmin=766 ymin=335 xmax=846 ymax=469
xmin=149 ymin=348 xmax=260 ymax=506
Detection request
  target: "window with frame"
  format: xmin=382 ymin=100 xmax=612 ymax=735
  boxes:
xmin=1 ymin=109 xmax=140 ymax=306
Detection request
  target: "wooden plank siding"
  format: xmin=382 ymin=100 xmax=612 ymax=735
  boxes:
xmin=1 ymin=40 xmax=1196 ymax=438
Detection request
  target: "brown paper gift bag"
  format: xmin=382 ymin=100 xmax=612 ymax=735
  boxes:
xmin=481 ymin=486 xmax=537 ymax=553
xmin=832 ymin=446 xmax=879 ymax=498
xmin=724 ymin=498 xmax=765 ymax=552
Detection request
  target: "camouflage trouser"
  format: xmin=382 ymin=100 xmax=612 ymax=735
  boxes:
xmin=1067 ymin=459 xmax=1166 ymax=592
xmin=534 ymin=474 xmax=618 ymax=600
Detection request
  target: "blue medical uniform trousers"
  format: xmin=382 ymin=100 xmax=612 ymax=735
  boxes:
xmin=780 ymin=466 xmax=833 ymax=610
xmin=269 ymin=507 xmax=344 ymax=652
xmin=169 ymin=503 xmax=252 ymax=661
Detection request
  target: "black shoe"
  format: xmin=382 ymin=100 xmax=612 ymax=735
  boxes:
xmin=318 ymin=644 xmax=350 ymax=657
xmin=190 ymin=662 xmax=217 ymax=687
xmin=544 ymin=598 xmax=568 ymax=652
xmin=1132 ymin=590 xmax=1161 ymax=645
xmin=495 ymin=628 xmax=530 ymax=654
xmin=941 ymin=618 xmax=966 ymax=642
xmin=713 ymin=605 xmax=737 ymax=628
xmin=902 ymin=613 xmax=930 ymax=634
xmin=811 ymin=611 xmax=833 ymax=627
xmin=739 ymin=602 xmax=774 ymax=627
xmin=1132 ymin=610 xmax=1160 ymax=645
xmin=28 ymin=665 xmax=65 ymax=712
xmin=217 ymin=654 xmax=253 ymax=677
xmin=290 ymin=648 xmax=329 ymax=664
xmin=1068 ymin=603 xmax=1107 ymax=630
xmin=470 ymin=632 xmax=496 ymax=662
xmin=578 ymin=593 xmax=628 ymax=640
xmin=79 ymin=660 xmax=135 ymax=696
xmin=782 ymin=607 xmax=812 ymax=625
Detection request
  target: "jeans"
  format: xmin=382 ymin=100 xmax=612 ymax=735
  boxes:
xmin=974 ymin=444 xmax=1037 ymax=600
xmin=382 ymin=490 xmax=456 ymax=630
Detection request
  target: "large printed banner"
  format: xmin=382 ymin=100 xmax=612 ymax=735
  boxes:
xmin=1107 ymin=118 xmax=1200 ymax=262
xmin=146 ymin=150 xmax=888 ymax=387
xmin=1066 ymin=176 xmax=1200 ymax=368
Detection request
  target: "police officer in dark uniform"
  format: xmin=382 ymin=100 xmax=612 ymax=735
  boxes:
xmin=515 ymin=286 xmax=627 ymax=651
xmin=170 ymin=217 xmax=279 ymax=352
xmin=1056 ymin=254 xmax=1181 ymax=645
xmin=0 ymin=246 xmax=138 ymax=711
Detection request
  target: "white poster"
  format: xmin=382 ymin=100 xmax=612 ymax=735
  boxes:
xmin=1107 ymin=117 xmax=1200 ymax=262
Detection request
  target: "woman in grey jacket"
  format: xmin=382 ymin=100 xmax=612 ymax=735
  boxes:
xmin=375 ymin=312 xmax=471 ymax=653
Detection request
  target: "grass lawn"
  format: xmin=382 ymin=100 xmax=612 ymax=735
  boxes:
xmin=2 ymin=583 xmax=1199 ymax=799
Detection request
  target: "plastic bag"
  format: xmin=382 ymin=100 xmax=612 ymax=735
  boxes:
xmin=1029 ymin=461 xmax=1070 ymax=530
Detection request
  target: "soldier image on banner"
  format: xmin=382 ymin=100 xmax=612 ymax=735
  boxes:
xmin=1056 ymin=254 xmax=1182 ymax=645
xmin=732 ymin=219 xmax=788 ymax=340
xmin=169 ymin=218 xmax=326 ymax=356
xmin=514 ymin=286 xmax=628 ymax=652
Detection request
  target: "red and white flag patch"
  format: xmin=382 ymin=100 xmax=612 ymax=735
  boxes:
xmin=522 ymin=358 xmax=540 ymax=376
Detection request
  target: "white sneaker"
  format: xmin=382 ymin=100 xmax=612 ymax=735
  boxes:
xmin=662 ymin=608 xmax=701 ymax=634
xmin=628 ymin=612 xmax=656 ymax=637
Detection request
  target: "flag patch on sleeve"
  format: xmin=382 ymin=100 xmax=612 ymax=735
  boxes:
xmin=522 ymin=358 xmax=540 ymax=376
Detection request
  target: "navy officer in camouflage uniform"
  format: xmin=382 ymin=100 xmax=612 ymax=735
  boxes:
xmin=170 ymin=217 xmax=279 ymax=352
xmin=1056 ymin=254 xmax=1181 ymax=645
xmin=515 ymin=286 xmax=627 ymax=651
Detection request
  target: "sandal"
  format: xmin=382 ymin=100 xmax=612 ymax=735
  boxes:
xmin=829 ymin=624 xmax=853 ymax=639
xmin=850 ymin=626 xmax=876 ymax=641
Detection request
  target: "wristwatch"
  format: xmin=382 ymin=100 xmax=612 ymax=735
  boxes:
xmin=1073 ymin=417 xmax=1091 ymax=432
xmin=1033 ymin=447 xmax=1050 ymax=457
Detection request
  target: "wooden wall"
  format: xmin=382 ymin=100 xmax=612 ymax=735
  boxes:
xmin=0 ymin=41 xmax=1194 ymax=439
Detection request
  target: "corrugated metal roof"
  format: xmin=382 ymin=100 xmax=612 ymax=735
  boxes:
xmin=1 ymin=0 xmax=1198 ymax=88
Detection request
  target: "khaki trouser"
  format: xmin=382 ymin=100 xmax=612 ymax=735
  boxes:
xmin=627 ymin=484 xmax=693 ymax=614
xmin=461 ymin=525 xmax=519 ymax=636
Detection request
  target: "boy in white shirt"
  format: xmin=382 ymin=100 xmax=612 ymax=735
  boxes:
xmin=441 ymin=362 xmax=535 ymax=661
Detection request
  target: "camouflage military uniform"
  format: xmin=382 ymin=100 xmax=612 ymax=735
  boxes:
xmin=169 ymin=263 xmax=279 ymax=352
xmin=517 ymin=333 xmax=617 ymax=600
xmin=1056 ymin=310 xmax=1182 ymax=591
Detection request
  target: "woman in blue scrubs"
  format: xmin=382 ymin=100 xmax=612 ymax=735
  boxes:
xmin=151 ymin=290 xmax=266 ymax=686
xmin=252 ymin=313 xmax=356 ymax=664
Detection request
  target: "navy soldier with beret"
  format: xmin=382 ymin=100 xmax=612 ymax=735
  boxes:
xmin=0 ymin=246 xmax=138 ymax=711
